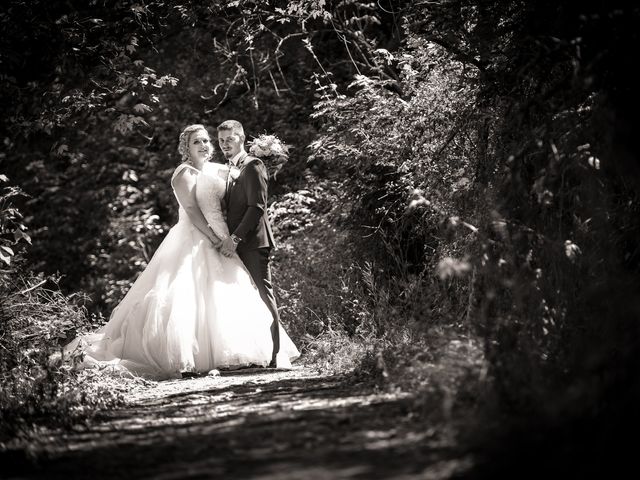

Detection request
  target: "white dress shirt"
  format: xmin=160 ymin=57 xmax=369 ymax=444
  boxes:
xmin=229 ymin=151 xmax=246 ymax=167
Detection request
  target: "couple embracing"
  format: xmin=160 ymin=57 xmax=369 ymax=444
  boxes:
xmin=64 ymin=120 xmax=299 ymax=379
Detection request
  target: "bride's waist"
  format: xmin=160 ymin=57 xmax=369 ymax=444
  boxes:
xmin=175 ymin=216 xmax=229 ymax=234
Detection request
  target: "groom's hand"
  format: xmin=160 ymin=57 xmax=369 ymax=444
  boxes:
xmin=220 ymin=236 xmax=238 ymax=257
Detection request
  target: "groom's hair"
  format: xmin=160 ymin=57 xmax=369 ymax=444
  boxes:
xmin=217 ymin=120 xmax=244 ymax=137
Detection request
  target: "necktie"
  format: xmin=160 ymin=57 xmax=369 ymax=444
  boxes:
xmin=225 ymin=153 xmax=246 ymax=208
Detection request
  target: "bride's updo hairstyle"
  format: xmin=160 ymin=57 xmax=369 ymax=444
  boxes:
xmin=178 ymin=124 xmax=208 ymax=164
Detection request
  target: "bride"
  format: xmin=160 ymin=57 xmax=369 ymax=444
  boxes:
xmin=63 ymin=124 xmax=299 ymax=379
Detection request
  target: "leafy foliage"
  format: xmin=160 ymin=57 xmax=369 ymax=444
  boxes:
xmin=304 ymin=0 xmax=640 ymax=464
xmin=1 ymin=1 xmax=639 ymax=469
xmin=0 ymin=176 xmax=30 ymax=270
xmin=0 ymin=271 xmax=135 ymax=441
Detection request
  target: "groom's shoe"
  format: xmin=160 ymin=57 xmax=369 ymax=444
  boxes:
xmin=268 ymin=358 xmax=277 ymax=368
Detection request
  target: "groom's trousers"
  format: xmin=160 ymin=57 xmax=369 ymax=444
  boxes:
xmin=237 ymin=247 xmax=281 ymax=359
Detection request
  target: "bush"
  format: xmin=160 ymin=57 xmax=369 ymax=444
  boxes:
xmin=0 ymin=179 xmax=135 ymax=443
xmin=0 ymin=273 xmax=135 ymax=443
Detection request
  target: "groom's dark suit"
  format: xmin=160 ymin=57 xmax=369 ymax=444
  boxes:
xmin=225 ymin=151 xmax=280 ymax=361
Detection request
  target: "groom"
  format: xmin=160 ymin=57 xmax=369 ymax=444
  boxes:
xmin=217 ymin=120 xmax=280 ymax=368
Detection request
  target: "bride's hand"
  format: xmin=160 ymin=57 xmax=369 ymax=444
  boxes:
xmin=210 ymin=236 xmax=233 ymax=256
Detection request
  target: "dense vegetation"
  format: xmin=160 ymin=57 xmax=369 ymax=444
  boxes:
xmin=2 ymin=0 xmax=638 ymax=473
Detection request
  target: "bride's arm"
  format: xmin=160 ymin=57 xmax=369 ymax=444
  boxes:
xmin=171 ymin=168 xmax=222 ymax=247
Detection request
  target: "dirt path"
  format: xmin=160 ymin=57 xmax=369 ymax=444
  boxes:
xmin=2 ymin=366 xmax=475 ymax=479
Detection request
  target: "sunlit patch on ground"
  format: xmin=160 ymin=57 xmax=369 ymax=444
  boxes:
xmin=2 ymin=366 xmax=475 ymax=479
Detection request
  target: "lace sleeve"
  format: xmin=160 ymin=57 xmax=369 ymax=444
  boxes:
xmin=170 ymin=164 xmax=197 ymax=210
xmin=171 ymin=163 xmax=194 ymax=183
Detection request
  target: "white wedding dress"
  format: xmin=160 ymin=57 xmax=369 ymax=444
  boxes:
xmin=64 ymin=162 xmax=299 ymax=380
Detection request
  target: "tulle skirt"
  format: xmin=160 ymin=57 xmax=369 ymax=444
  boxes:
xmin=64 ymin=219 xmax=299 ymax=380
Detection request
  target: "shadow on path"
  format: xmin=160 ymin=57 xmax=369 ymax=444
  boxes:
xmin=2 ymin=367 xmax=474 ymax=479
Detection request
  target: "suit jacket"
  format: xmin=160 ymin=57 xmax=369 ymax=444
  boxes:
xmin=226 ymin=152 xmax=276 ymax=252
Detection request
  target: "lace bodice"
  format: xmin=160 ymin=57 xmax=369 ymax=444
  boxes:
xmin=195 ymin=162 xmax=230 ymax=241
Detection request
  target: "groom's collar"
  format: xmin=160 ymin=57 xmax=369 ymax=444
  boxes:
xmin=229 ymin=151 xmax=248 ymax=167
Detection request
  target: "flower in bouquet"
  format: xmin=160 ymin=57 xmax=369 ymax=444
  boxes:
xmin=248 ymin=133 xmax=290 ymax=179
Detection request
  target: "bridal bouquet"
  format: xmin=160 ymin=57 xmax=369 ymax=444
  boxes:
xmin=248 ymin=133 xmax=290 ymax=179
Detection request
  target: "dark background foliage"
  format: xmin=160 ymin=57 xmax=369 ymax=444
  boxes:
xmin=2 ymin=0 xmax=639 ymax=473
